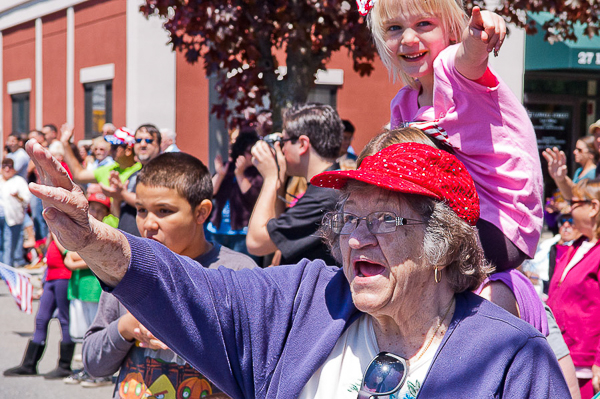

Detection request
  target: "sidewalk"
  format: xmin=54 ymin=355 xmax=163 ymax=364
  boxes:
xmin=0 ymin=280 xmax=114 ymax=398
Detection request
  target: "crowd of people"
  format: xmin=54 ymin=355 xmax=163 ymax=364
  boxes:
xmin=1 ymin=0 xmax=600 ymax=398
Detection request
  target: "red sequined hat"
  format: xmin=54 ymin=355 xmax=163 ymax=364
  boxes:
xmin=311 ymin=142 xmax=480 ymax=225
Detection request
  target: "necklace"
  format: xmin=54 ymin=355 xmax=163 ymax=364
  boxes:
xmin=415 ymin=297 xmax=455 ymax=361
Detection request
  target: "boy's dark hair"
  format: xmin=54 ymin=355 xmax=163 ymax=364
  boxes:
xmin=342 ymin=120 xmax=355 ymax=134
xmin=137 ymin=152 xmax=213 ymax=209
xmin=283 ymin=103 xmax=343 ymax=160
xmin=230 ymin=131 xmax=259 ymax=161
xmin=2 ymin=158 xmax=14 ymax=168
xmin=136 ymin=124 xmax=162 ymax=147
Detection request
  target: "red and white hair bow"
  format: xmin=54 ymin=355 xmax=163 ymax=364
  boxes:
xmin=356 ymin=0 xmax=375 ymax=16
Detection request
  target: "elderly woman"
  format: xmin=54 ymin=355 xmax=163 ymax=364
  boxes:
xmin=548 ymin=178 xmax=600 ymax=399
xmin=26 ymin=139 xmax=567 ymax=398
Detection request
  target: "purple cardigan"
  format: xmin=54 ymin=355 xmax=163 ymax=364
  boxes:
xmin=107 ymin=234 xmax=569 ymax=398
xmin=548 ymin=237 xmax=600 ymax=368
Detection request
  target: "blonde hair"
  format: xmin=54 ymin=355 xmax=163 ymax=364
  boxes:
xmin=572 ymin=179 xmax=600 ymax=239
xmin=369 ymin=0 xmax=468 ymax=88
xmin=357 ymin=127 xmax=451 ymax=166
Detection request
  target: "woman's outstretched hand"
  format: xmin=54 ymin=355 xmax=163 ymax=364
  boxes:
xmin=26 ymin=139 xmax=92 ymax=250
xmin=25 ymin=139 xmax=130 ymax=287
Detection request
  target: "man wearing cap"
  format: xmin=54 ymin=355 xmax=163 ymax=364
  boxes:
xmin=58 ymin=124 xmax=141 ymax=189
xmin=247 ymin=103 xmax=342 ymax=265
xmin=103 ymin=124 xmax=161 ymax=236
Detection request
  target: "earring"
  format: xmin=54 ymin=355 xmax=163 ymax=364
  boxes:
xmin=434 ymin=267 xmax=441 ymax=284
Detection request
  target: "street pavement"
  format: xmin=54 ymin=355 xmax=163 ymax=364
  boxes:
xmin=0 ymin=277 xmax=114 ymax=398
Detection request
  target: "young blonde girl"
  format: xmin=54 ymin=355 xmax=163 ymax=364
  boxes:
xmin=363 ymin=0 xmax=543 ymax=271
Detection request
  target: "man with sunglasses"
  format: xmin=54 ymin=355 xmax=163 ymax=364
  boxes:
xmin=247 ymin=103 xmax=342 ymax=265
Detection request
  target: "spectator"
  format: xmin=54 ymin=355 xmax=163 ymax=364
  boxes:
xmin=102 ymin=123 xmax=116 ymax=137
xmin=5 ymin=133 xmax=30 ymax=179
xmin=26 ymin=140 xmax=569 ymax=398
xmin=209 ymin=132 xmax=262 ymax=257
xmin=86 ymin=136 xmax=115 ymax=171
xmin=62 ymin=192 xmax=114 ymax=387
xmin=247 ymin=103 xmax=342 ymax=265
xmin=28 ymin=130 xmax=47 ymax=147
xmin=543 ymin=136 xmax=599 ymax=200
xmin=3 ymin=232 xmax=73 ymax=379
xmin=83 ymin=152 xmax=255 ymax=394
xmin=0 ymin=158 xmax=31 ymax=267
xmin=104 ymin=124 xmax=162 ymax=236
xmin=548 ymin=178 xmax=600 ymax=398
xmin=42 ymin=124 xmax=59 ymax=145
xmin=160 ymin=128 xmax=180 ymax=153
xmin=337 ymin=119 xmax=358 ymax=171
xmin=59 ymin=125 xmax=140 ymax=188
xmin=26 ymin=130 xmax=48 ymax=241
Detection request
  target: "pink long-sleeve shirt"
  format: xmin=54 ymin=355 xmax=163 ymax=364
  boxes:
xmin=390 ymin=44 xmax=543 ymax=258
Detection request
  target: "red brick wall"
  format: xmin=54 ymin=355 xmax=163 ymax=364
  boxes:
xmin=175 ymin=50 xmax=210 ymax=163
xmin=328 ymin=51 xmax=401 ymax=156
xmin=73 ymin=0 xmax=126 ymax=141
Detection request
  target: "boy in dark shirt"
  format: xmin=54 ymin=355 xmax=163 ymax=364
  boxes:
xmin=82 ymin=152 xmax=256 ymax=395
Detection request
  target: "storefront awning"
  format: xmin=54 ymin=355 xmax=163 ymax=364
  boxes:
xmin=525 ymin=12 xmax=600 ymax=71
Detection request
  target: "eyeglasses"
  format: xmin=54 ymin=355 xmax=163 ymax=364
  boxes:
xmin=569 ymin=199 xmax=592 ymax=207
xmin=135 ymin=138 xmax=154 ymax=144
xmin=279 ymin=136 xmax=299 ymax=144
xmin=2 ymin=164 xmax=13 ymax=169
xmin=559 ymin=216 xmax=573 ymax=225
xmin=327 ymin=211 xmax=425 ymax=235
xmin=357 ymin=352 xmax=408 ymax=399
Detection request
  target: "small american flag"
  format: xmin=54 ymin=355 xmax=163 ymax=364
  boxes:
xmin=0 ymin=262 xmax=33 ymax=314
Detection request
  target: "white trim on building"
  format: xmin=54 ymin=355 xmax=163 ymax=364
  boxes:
xmin=35 ymin=17 xmax=42 ymax=129
xmin=66 ymin=6 xmax=74 ymax=126
xmin=126 ymin=0 xmax=175 ymax=131
xmin=0 ymin=32 xmax=3 ymax=145
xmin=0 ymin=0 xmax=87 ymax=31
xmin=7 ymin=78 xmax=31 ymax=94
xmin=79 ymin=63 xmax=115 ymax=84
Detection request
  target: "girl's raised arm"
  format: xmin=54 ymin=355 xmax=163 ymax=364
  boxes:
xmin=455 ymin=6 xmax=506 ymax=81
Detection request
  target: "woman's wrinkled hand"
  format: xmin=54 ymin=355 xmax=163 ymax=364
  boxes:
xmin=25 ymin=140 xmax=92 ymax=252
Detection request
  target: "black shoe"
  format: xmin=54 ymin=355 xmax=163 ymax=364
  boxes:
xmin=44 ymin=341 xmax=76 ymax=380
xmin=3 ymin=340 xmax=45 ymax=377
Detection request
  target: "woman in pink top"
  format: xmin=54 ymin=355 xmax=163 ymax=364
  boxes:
xmin=548 ymin=179 xmax=600 ymax=399
xmin=360 ymin=0 xmax=543 ymax=272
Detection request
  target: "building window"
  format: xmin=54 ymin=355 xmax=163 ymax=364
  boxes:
xmin=307 ymin=85 xmax=338 ymax=108
xmin=11 ymin=93 xmax=30 ymax=133
xmin=84 ymin=80 xmax=112 ymax=139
